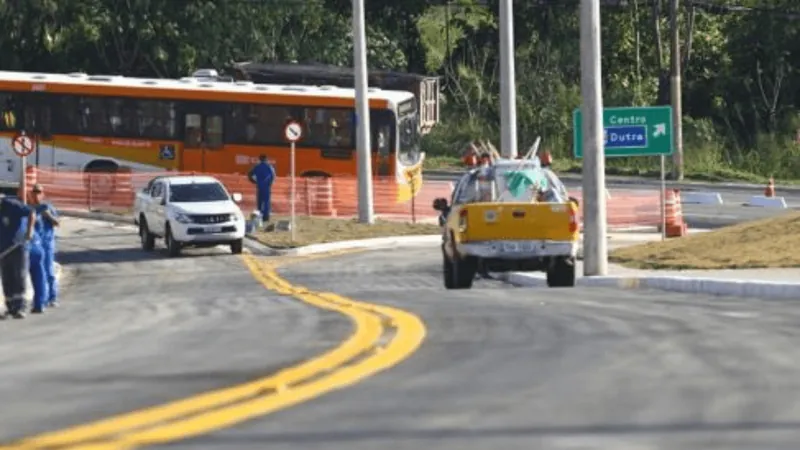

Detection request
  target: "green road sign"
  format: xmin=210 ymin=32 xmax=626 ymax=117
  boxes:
xmin=573 ymin=105 xmax=673 ymax=158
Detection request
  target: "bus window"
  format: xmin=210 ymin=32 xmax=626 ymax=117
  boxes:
xmin=1 ymin=93 xmax=22 ymax=131
xmin=205 ymin=115 xmax=224 ymax=149
xmin=306 ymin=108 xmax=353 ymax=148
xmin=184 ymin=113 xmax=203 ymax=148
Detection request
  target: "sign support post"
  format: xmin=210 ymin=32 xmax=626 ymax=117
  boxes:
xmin=12 ymin=133 xmax=34 ymax=204
xmin=660 ymin=154 xmax=666 ymax=241
xmin=284 ymin=121 xmax=303 ymax=243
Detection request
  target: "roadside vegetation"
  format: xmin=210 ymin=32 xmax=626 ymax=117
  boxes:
xmin=3 ymin=1 xmax=798 ymax=183
xmin=610 ymin=212 xmax=800 ymax=270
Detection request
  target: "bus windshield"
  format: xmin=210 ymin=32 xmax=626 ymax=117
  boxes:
xmin=398 ymin=113 xmax=421 ymax=166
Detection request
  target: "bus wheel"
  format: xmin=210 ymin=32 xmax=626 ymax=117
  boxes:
xmin=84 ymin=160 xmax=119 ymax=200
xmin=300 ymin=171 xmax=331 ymax=178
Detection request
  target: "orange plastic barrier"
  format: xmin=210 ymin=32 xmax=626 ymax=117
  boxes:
xmin=29 ymin=167 xmax=664 ymax=229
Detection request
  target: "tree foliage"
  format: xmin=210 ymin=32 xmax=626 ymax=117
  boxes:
xmin=1 ymin=0 xmax=797 ymax=177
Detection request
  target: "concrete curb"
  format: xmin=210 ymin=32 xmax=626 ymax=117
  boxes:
xmin=244 ymin=234 xmax=442 ymax=257
xmin=499 ymin=272 xmax=800 ymax=300
xmin=745 ymin=196 xmax=788 ymax=208
xmin=682 ymin=191 xmax=724 ymax=205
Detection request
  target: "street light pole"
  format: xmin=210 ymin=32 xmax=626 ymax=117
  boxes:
xmin=580 ymin=0 xmax=608 ymax=276
xmin=670 ymin=0 xmax=684 ymax=180
xmin=353 ymin=0 xmax=374 ymax=224
xmin=499 ymin=0 xmax=518 ymax=159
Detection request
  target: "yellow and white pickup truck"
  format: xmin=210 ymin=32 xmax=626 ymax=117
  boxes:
xmin=433 ymin=158 xmax=579 ymax=289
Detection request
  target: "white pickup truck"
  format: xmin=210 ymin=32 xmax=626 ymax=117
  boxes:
xmin=133 ymin=175 xmax=247 ymax=257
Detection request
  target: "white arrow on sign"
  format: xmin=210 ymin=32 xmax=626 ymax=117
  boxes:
xmin=653 ymin=123 xmax=666 ymax=137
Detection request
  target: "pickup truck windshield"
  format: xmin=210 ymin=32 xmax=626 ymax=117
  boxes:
xmin=169 ymin=183 xmax=229 ymax=202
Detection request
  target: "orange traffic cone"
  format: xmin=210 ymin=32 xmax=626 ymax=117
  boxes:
xmin=664 ymin=189 xmax=688 ymax=238
xmin=764 ymin=177 xmax=775 ymax=197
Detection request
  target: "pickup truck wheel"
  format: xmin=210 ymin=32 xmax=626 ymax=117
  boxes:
xmin=230 ymin=239 xmax=243 ymax=255
xmin=443 ymin=252 xmax=476 ymax=290
xmin=165 ymin=227 xmax=182 ymax=257
xmin=547 ymin=257 xmax=576 ymax=287
xmin=139 ymin=219 xmax=155 ymax=251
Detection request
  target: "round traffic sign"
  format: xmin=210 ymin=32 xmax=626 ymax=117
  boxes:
xmin=284 ymin=121 xmax=303 ymax=143
xmin=11 ymin=134 xmax=34 ymax=157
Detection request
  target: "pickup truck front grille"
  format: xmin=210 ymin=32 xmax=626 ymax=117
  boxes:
xmin=191 ymin=214 xmax=230 ymax=224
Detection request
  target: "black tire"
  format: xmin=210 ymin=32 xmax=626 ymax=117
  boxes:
xmin=165 ymin=225 xmax=182 ymax=257
xmin=443 ymin=251 xmax=476 ymax=290
xmin=546 ymin=256 xmax=576 ymax=287
xmin=139 ymin=218 xmax=155 ymax=251
xmin=230 ymin=239 xmax=243 ymax=255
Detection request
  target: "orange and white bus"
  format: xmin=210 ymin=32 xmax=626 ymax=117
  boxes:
xmin=0 ymin=69 xmax=424 ymax=201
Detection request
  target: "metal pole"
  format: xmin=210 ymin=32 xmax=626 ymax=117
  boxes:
xmin=499 ymin=0 xmax=518 ymax=159
xmin=20 ymin=155 xmax=27 ymax=205
xmin=580 ymin=0 xmax=608 ymax=276
xmin=660 ymin=154 xmax=666 ymax=241
xmin=353 ymin=0 xmax=375 ymax=224
xmin=290 ymin=141 xmax=296 ymax=242
xmin=670 ymin=0 xmax=684 ymax=180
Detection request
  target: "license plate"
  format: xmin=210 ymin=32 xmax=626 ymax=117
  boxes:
xmin=503 ymin=242 xmax=519 ymax=252
xmin=207 ymin=226 xmax=223 ymax=233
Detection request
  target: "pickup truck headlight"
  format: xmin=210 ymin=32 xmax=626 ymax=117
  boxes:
xmin=172 ymin=212 xmax=192 ymax=224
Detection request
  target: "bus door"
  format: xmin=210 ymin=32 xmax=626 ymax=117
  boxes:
xmin=180 ymin=102 xmax=226 ymax=174
xmin=371 ymin=110 xmax=394 ymax=177
xmin=21 ymin=93 xmax=54 ymax=170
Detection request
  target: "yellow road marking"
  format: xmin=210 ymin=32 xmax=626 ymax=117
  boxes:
xmin=1 ymin=252 xmax=425 ymax=450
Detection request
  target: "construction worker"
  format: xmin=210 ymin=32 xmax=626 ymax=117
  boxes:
xmin=27 ymin=191 xmax=48 ymax=314
xmin=30 ymin=184 xmax=59 ymax=308
xmin=0 ymin=193 xmax=35 ymax=319
xmin=248 ymin=154 xmax=276 ymax=224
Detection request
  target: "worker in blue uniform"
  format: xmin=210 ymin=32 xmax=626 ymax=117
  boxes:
xmin=0 ymin=193 xmax=35 ymax=319
xmin=27 ymin=201 xmax=48 ymax=314
xmin=248 ymin=154 xmax=276 ymax=224
xmin=30 ymin=184 xmax=59 ymax=308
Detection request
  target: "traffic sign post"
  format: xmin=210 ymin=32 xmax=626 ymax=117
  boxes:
xmin=284 ymin=121 xmax=303 ymax=242
xmin=573 ymin=105 xmax=674 ymax=241
xmin=12 ymin=134 xmax=34 ymax=204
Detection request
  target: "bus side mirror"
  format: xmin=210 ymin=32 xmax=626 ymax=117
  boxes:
xmin=568 ymin=196 xmax=579 ymax=207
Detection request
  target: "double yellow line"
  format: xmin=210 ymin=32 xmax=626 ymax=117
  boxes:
xmin=1 ymin=253 xmax=426 ymax=450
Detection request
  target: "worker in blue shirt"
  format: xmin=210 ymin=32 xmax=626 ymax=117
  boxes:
xmin=248 ymin=154 xmax=276 ymax=224
xmin=30 ymin=184 xmax=59 ymax=310
xmin=0 ymin=193 xmax=36 ymax=319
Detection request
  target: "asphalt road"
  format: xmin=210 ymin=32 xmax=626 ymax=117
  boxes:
xmin=0 ymin=218 xmax=351 ymax=443
xmin=426 ymin=171 xmax=800 ymax=228
xmin=146 ymin=246 xmax=800 ymax=450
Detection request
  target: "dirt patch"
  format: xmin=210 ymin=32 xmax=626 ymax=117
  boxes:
xmin=610 ymin=212 xmax=800 ymax=270
xmin=251 ymin=215 xmax=440 ymax=249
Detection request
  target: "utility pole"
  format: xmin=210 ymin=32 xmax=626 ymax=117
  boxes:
xmin=580 ymin=0 xmax=608 ymax=276
xmin=499 ymin=0 xmax=518 ymax=159
xmin=670 ymin=0 xmax=684 ymax=180
xmin=352 ymin=0 xmax=374 ymax=224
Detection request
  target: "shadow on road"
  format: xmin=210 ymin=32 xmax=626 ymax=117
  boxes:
xmin=195 ymin=420 xmax=800 ymax=444
xmin=57 ymin=247 xmax=226 ymax=265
